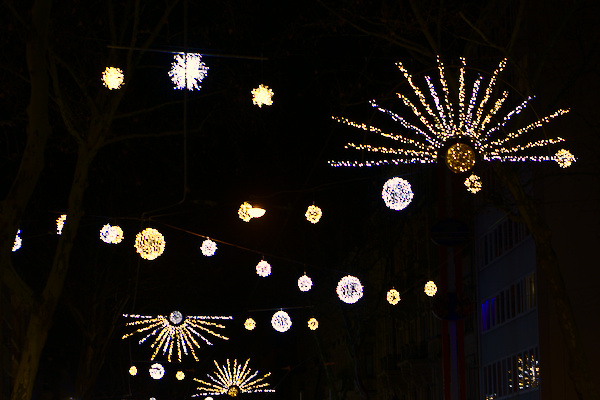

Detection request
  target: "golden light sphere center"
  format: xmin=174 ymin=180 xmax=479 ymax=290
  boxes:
xmin=445 ymin=143 xmax=476 ymax=173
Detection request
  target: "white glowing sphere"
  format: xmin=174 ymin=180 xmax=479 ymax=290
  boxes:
xmin=201 ymin=239 xmax=217 ymax=256
xmin=134 ymin=228 xmax=165 ymax=260
xmin=305 ymin=205 xmax=322 ymax=224
xmin=168 ymin=53 xmax=209 ymax=91
xmin=100 ymin=224 xmax=124 ymax=244
xmin=336 ymin=275 xmax=363 ymax=304
xmin=382 ymin=177 xmax=414 ymax=210
xmin=424 ymin=281 xmax=437 ymax=297
xmin=271 ymin=310 xmax=292 ymax=332
xmin=102 ymin=66 xmax=124 ymax=90
xmin=256 ymin=260 xmax=271 ymax=277
xmin=12 ymin=229 xmax=22 ymax=252
xmin=297 ymin=274 xmax=313 ymax=292
xmin=149 ymin=363 xmax=165 ymax=380
xmin=169 ymin=311 xmax=183 ymax=325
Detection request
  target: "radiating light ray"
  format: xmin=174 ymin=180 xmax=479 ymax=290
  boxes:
xmin=193 ymin=359 xmax=275 ymax=397
xmin=122 ymin=313 xmax=231 ymax=362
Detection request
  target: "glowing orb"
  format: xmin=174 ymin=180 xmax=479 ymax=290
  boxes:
xmin=387 ymin=288 xmax=400 ymax=305
xmin=99 ymin=223 xmax=124 ymax=244
xmin=168 ymin=53 xmax=209 ymax=91
xmin=256 ymin=260 xmax=271 ymax=277
xmin=446 ymin=143 xmax=476 ymax=173
xmin=336 ymin=275 xmax=363 ymax=304
xmin=251 ymin=84 xmax=274 ymax=108
xmin=176 ymin=370 xmax=185 ymax=380
xmin=297 ymin=274 xmax=313 ymax=292
xmin=464 ymin=174 xmax=482 ymax=194
xmin=305 ymin=204 xmax=322 ymax=224
xmin=149 ymin=363 xmax=165 ymax=380
xmin=201 ymin=239 xmax=217 ymax=256
xmin=307 ymin=317 xmax=319 ymax=330
xmin=554 ymin=149 xmax=576 ymax=168
xmin=12 ymin=229 xmax=22 ymax=252
xmin=134 ymin=228 xmax=165 ymax=260
xmin=424 ymin=281 xmax=437 ymax=297
xmin=228 ymin=386 xmax=240 ymax=397
xmin=169 ymin=310 xmax=183 ymax=325
xmin=244 ymin=318 xmax=256 ymax=331
xmin=129 ymin=366 xmax=137 ymax=376
xmin=382 ymin=177 xmax=414 ymax=211
xmin=238 ymin=202 xmax=252 ymax=222
xmin=101 ymin=66 xmax=124 ymax=90
xmin=271 ymin=310 xmax=292 ymax=332
xmin=56 ymin=214 xmax=67 ymax=235
xmin=248 ymin=207 xmax=266 ymax=218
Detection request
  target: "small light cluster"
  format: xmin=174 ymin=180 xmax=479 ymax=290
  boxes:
xmin=307 ymin=317 xmax=319 ymax=330
xmin=251 ymin=84 xmax=274 ymax=108
xmin=56 ymin=214 xmax=67 ymax=235
xmin=271 ymin=310 xmax=292 ymax=332
xmin=244 ymin=318 xmax=256 ymax=331
xmin=193 ymin=359 xmax=274 ymax=397
xmin=12 ymin=230 xmax=22 ymax=252
xmin=256 ymin=260 xmax=271 ymax=277
xmin=464 ymin=174 xmax=482 ymax=194
xmin=101 ymin=66 xmax=124 ymax=90
xmin=201 ymin=239 xmax=217 ymax=256
xmin=238 ymin=202 xmax=265 ymax=222
xmin=305 ymin=204 xmax=323 ymax=223
xmin=336 ymin=275 xmax=364 ymax=304
xmin=100 ymin=223 xmax=124 ymax=244
xmin=387 ymin=288 xmax=401 ymax=305
xmin=424 ymin=281 xmax=437 ymax=297
xmin=297 ymin=274 xmax=313 ymax=291
xmin=553 ymin=148 xmax=576 ymax=168
xmin=382 ymin=177 xmax=414 ymax=210
xmin=134 ymin=228 xmax=165 ymax=260
xmin=168 ymin=53 xmax=209 ymax=91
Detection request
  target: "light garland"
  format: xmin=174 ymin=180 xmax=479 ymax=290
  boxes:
xmin=56 ymin=214 xmax=67 ymax=235
xmin=201 ymin=239 xmax=217 ymax=256
xmin=101 ymin=66 xmax=124 ymax=90
xmin=297 ymin=274 xmax=313 ymax=292
xmin=99 ymin=223 xmax=124 ymax=244
xmin=553 ymin=148 xmax=576 ymax=168
xmin=387 ymin=288 xmax=400 ymax=305
xmin=382 ymin=177 xmax=414 ymax=210
xmin=129 ymin=366 xmax=138 ymax=376
xmin=176 ymin=371 xmax=185 ymax=381
xmin=12 ymin=229 xmax=21 ymax=252
xmin=244 ymin=318 xmax=256 ymax=331
xmin=251 ymin=84 xmax=274 ymax=108
xmin=424 ymin=281 xmax=437 ymax=297
xmin=122 ymin=312 xmax=231 ymax=362
xmin=464 ymin=174 xmax=482 ymax=194
xmin=238 ymin=202 xmax=252 ymax=222
xmin=271 ymin=310 xmax=292 ymax=332
xmin=305 ymin=204 xmax=322 ymax=224
xmin=256 ymin=260 xmax=271 ymax=277
xmin=168 ymin=53 xmax=209 ymax=91
xmin=149 ymin=363 xmax=165 ymax=380
xmin=193 ymin=359 xmax=275 ymax=397
xmin=307 ymin=317 xmax=319 ymax=330
xmin=336 ymin=275 xmax=364 ymax=304
xmin=134 ymin=228 xmax=165 ymax=260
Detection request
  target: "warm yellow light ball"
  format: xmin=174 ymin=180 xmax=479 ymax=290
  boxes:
xmin=387 ymin=288 xmax=400 ymax=305
xmin=446 ymin=143 xmax=476 ymax=173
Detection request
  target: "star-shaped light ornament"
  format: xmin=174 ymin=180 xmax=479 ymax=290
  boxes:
xmin=100 ymin=223 xmax=124 ymax=244
xmin=464 ymin=174 xmax=482 ymax=194
xmin=134 ymin=228 xmax=165 ymax=260
xmin=251 ymin=84 xmax=274 ymax=108
xmin=102 ymin=66 xmax=124 ymax=90
xmin=168 ymin=53 xmax=209 ymax=91
xmin=329 ymin=56 xmax=575 ymax=192
xmin=193 ymin=359 xmax=275 ymax=397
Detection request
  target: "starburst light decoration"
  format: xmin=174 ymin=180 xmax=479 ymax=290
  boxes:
xmin=307 ymin=317 xmax=319 ymax=330
xmin=12 ymin=230 xmax=22 ymax=252
xmin=553 ymin=148 xmax=576 ymax=168
xmin=56 ymin=214 xmax=67 ymax=235
xmin=424 ymin=281 xmax=437 ymax=297
xmin=329 ymin=56 xmax=574 ymax=190
xmin=100 ymin=223 xmax=124 ymax=244
xmin=134 ymin=228 xmax=165 ymax=260
xmin=193 ymin=359 xmax=275 ymax=397
xmin=169 ymin=53 xmax=209 ymax=91
xmin=129 ymin=366 xmax=138 ymax=376
xmin=382 ymin=177 xmax=414 ymax=210
xmin=336 ymin=275 xmax=364 ymax=304
xmin=176 ymin=371 xmax=186 ymax=380
xmin=149 ymin=363 xmax=165 ymax=380
xmin=201 ymin=239 xmax=218 ymax=256
xmin=464 ymin=174 xmax=482 ymax=193
xmin=387 ymin=288 xmax=401 ymax=305
xmin=244 ymin=318 xmax=256 ymax=331
xmin=305 ymin=204 xmax=323 ymax=223
xmin=256 ymin=260 xmax=271 ymax=277
xmin=251 ymin=84 xmax=274 ymax=108
xmin=238 ymin=202 xmax=252 ymax=222
xmin=102 ymin=66 xmax=124 ymax=90
xmin=122 ymin=312 xmax=231 ymax=362
xmin=271 ymin=310 xmax=292 ymax=332
xmin=297 ymin=274 xmax=313 ymax=292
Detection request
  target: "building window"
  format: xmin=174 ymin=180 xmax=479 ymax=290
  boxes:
xmin=483 ymin=346 xmax=539 ymax=399
xmin=480 ymin=273 xmax=536 ymax=332
xmin=480 ymin=217 xmax=529 ymax=268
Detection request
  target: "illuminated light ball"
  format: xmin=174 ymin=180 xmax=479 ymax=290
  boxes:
xmin=464 ymin=174 xmax=482 ymax=194
xmin=169 ymin=311 xmax=183 ymax=325
xmin=56 ymin=214 xmax=67 ymax=235
xmin=271 ymin=310 xmax=292 ymax=333
xmin=305 ymin=204 xmax=322 ymax=224
xmin=256 ymin=260 xmax=271 ymax=277
xmin=297 ymin=274 xmax=313 ymax=292
xmin=129 ymin=366 xmax=138 ymax=376
xmin=445 ymin=143 xmax=476 ymax=173
xmin=176 ymin=371 xmax=185 ymax=380
xmin=101 ymin=66 xmax=124 ymax=90
xmin=201 ymin=239 xmax=217 ymax=256
xmin=134 ymin=228 xmax=165 ymax=260
xmin=382 ymin=177 xmax=414 ymax=211
xmin=554 ymin=149 xmax=576 ymax=168
xmin=387 ymin=288 xmax=400 ymax=305
xmin=336 ymin=275 xmax=363 ymax=304
xmin=238 ymin=202 xmax=252 ymax=222
xmin=168 ymin=53 xmax=209 ymax=91
xmin=248 ymin=207 xmax=266 ymax=219
xmin=424 ymin=281 xmax=437 ymax=297
xmin=149 ymin=363 xmax=165 ymax=380
xmin=227 ymin=386 xmax=240 ymax=397
xmin=12 ymin=229 xmax=22 ymax=252
xmin=251 ymin=84 xmax=274 ymax=108
xmin=307 ymin=317 xmax=319 ymax=331
xmin=244 ymin=317 xmax=256 ymax=331
xmin=99 ymin=223 xmax=124 ymax=244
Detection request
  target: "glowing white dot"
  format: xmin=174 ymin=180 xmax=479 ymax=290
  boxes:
xmin=168 ymin=53 xmax=209 ymax=91
xmin=271 ymin=310 xmax=292 ymax=332
xmin=336 ymin=275 xmax=363 ymax=304
xmin=256 ymin=260 xmax=271 ymax=277
xmin=297 ymin=274 xmax=313 ymax=292
xmin=382 ymin=177 xmax=414 ymax=210
xmin=201 ymin=239 xmax=217 ymax=256
xmin=169 ymin=311 xmax=183 ymax=325
xmin=100 ymin=224 xmax=124 ymax=244
xmin=149 ymin=363 xmax=165 ymax=380
xmin=12 ymin=229 xmax=22 ymax=252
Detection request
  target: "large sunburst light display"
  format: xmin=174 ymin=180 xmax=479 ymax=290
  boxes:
xmin=122 ymin=312 xmax=232 ymax=362
xmin=329 ymin=57 xmax=574 ymax=188
xmin=193 ymin=359 xmax=275 ymax=397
